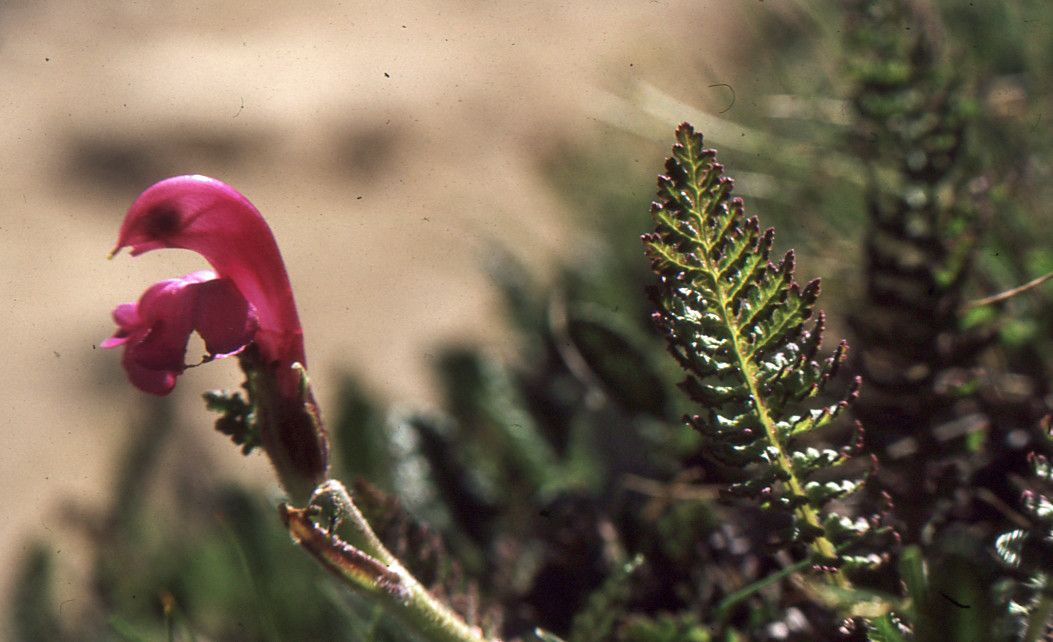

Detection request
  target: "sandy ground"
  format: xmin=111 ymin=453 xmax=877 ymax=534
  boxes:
xmin=0 ymin=0 xmax=757 ymax=623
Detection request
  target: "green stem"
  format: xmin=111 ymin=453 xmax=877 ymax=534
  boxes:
xmin=714 ymin=556 xmax=813 ymax=623
xmin=715 ymin=539 xmax=862 ymax=625
xmin=281 ymin=503 xmax=493 ymax=642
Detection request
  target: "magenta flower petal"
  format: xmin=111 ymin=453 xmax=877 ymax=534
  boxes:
xmin=193 ymin=278 xmax=259 ymax=356
xmin=101 ymin=304 xmax=141 ymax=348
xmin=125 ymin=278 xmax=200 ymax=372
xmin=99 ymin=336 xmax=128 ymax=349
xmin=122 ymin=352 xmax=179 ymax=395
xmin=112 ymin=303 xmax=139 ymax=328
xmin=103 ymin=271 xmax=258 ymax=395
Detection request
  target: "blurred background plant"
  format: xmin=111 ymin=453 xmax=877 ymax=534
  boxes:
xmin=9 ymin=0 xmax=1053 ymax=640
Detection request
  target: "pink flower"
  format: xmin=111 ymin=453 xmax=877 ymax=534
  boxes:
xmin=105 ymin=175 xmax=328 ymax=500
xmin=109 ymin=175 xmax=307 ymax=392
xmin=102 ymin=270 xmax=258 ymax=395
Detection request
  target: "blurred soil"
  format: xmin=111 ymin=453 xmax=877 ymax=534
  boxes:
xmin=0 ymin=0 xmax=751 ymax=619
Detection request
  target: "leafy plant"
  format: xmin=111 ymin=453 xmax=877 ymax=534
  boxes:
xmin=642 ymin=123 xmax=877 ymax=582
xmin=996 ymin=419 xmax=1053 ymax=641
xmin=844 ymin=0 xmax=986 ymax=464
xmin=17 ymin=2 xmax=1053 ymax=640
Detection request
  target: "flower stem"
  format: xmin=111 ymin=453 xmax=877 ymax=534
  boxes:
xmin=280 ymin=502 xmax=494 ymax=642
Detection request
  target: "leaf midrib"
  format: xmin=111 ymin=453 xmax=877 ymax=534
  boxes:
xmin=678 ymin=137 xmax=845 ymax=580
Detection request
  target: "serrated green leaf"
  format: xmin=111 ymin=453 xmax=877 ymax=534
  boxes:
xmin=645 ymin=123 xmax=864 ymax=573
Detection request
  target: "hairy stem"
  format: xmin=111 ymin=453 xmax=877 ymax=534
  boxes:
xmin=281 ymin=503 xmax=493 ymax=642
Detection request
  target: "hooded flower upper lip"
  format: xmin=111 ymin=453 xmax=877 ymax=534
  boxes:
xmin=106 ymin=175 xmax=307 ymax=396
xmin=103 ymin=270 xmax=259 ymax=394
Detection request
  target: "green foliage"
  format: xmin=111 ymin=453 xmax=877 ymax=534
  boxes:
xmin=13 ymin=395 xmax=402 ymax=641
xmin=844 ymin=0 xmax=986 ymax=465
xmin=866 ymin=614 xmax=909 ymax=642
xmin=204 ymin=386 xmax=259 ymax=455
xmin=434 ymin=348 xmax=565 ymax=495
xmin=618 ymin=613 xmax=711 ymax=642
xmin=643 ymin=123 xmax=866 ymax=569
xmin=331 ymin=377 xmax=395 ymax=490
xmin=996 ymin=423 xmax=1053 ymax=641
xmin=568 ymin=555 xmax=644 ymax=642
xmin=9 ymin=544 xmax=65 ymax=642
xmin=995 ymin=447 xmax=1053 ymax=571
xmin=878 ymin=542 xmax=1003 ymax=642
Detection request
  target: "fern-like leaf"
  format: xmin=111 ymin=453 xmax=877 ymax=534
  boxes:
xmin=845 ymin=0 xmax=985 ymax=459
xmin=643 ymin=123 xmax=863 ymax=578
xmin=996 ymin=421 xmax=1053 ymax=640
